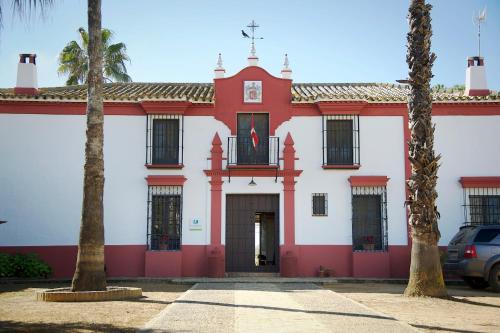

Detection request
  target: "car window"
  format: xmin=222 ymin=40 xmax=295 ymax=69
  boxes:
xmin=474 ymin=229 xmax=500 ymax=243
xmin=450 ymin=228 xmax=476 ymax=245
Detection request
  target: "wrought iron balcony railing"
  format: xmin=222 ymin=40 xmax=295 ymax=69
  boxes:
xmin=227 ymin=136 xmax=279 ymax=167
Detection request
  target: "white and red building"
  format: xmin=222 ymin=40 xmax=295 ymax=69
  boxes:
xmin=1 ymin=52 xmax=499 ymax=279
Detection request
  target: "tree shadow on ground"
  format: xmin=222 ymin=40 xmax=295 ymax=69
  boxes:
xmin=446 ymin=295 xmax=500 ymax=309
xmin=411 ymin=323 xmax=493 ymax=333
xmin=174 ymin=299 xmax=397 ymax=321
xmin=129 ymin=296 xmax=173 ymax=306
xmin=0 ymin=320 xmax=138 ymax=333
xmin=325 ymin=283 xmax=498 ymax=298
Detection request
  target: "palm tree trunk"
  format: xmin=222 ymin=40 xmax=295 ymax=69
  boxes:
xmin=404 ymin=0 xmax=446 ymax=298
xmin=71 ymin=0 xmax=106 ymax=292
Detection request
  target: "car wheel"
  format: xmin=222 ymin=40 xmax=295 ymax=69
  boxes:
xmin=488 ymin=264 xmax=500 ymax=293
xmin=463 ymin=276 xmax=489 ymax=289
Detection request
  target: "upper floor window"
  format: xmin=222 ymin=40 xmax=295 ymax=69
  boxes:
xmin=147 ymin=185 xmax=182 ymax=251
xmin=146 ymin=114 xmax=183 ymax=167
xmin=351 ymin=185 xmax=388 ymax=251
xmin=463 ymin=187 xmax=500 ymax=226
xmin=227 ymin=113 xmax=279 ymax=167
xmin=322 ymin=115 xmax=360 ymax=167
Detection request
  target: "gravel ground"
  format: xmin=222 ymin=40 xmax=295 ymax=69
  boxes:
xmin=325 ymin=283 xmax=500 ymax=333
xmin=0 ymin=282 xmax=191 ymax=333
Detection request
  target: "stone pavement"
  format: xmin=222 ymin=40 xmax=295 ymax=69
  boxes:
xmin=140 ymin=283 xmax=417 ymax=333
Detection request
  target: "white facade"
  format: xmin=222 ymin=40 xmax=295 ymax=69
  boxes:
xmin=1 ymin=61 xmax=499 ymax=278
xmin=2 ymin=112 xmax=498 ymax=248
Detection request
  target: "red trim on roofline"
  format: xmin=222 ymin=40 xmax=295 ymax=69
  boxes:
xmin=140 ymin=101 xmax=191 ymax=114
xmin=0 ymin=101 xmax=145 ymax=115
xmin=1 ymin=98 xmax=499 ymax=116
xmin=146 ymin=175 xmax=187 ymax=186
xmin=348 ymin=176 xmax=389 ymax=187
xmin=459 ymin=177 xmax=500 ymax=188
xmin=316 ymin=101 xmax=366 ymax=114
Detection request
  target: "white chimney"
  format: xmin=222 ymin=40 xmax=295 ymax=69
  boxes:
xmin=15 ymin=54 xmax=38 ymax=95
xmin=465 ymin=56 xmax=489 ymax=96
xmin=214 ymin=53 xmax=226 ymax=79
xmin=281 ymin=54 xmax=292 ymax=79
xmin=247 ymin=44 xmax=259 ymax=66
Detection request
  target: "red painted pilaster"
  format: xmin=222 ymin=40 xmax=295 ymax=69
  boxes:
xmin=207 ymin=133 xmax=225 ymax=277
xmin=281 ymin=133 xmax=299 ymax=277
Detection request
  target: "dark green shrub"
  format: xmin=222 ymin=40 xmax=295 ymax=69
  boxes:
xmin=0 ymin=253 xmax=16 ymax=277
xmin=0 ymin=253 xmax=52 ymax=278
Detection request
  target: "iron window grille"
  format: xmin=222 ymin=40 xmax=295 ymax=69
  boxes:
xmin=146 ymin=114 xmax=184 ymax=165
xmin=322 ymin=115 xmax=360 ymax=166
xmin=312 ymin=193 xmax=328 ymax=216
xmin=147 ymin=185 xmax=182 ymax=251
xmin=351 ymin=186 xmax=388 ymax=251
xmin=462 ymin=187 xmax=500 ymax=226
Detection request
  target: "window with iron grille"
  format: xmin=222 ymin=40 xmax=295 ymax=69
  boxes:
xmin=147 ymin=186 xmax=182 ymax=251
xmin=322 ymin=115 xmax=360 ymax=166
xmin=312 ymin=193 xmax=328 ymax=216
xmin=463 ymin=187 xmax=500 ymax=226
xmin=351 ymin=186 xmax=388 ymax=251
xmin=146 ymin=115 xmax=183 ymax=166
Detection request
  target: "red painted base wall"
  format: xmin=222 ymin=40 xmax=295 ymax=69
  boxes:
xmin=1 ymin=244 xmax=412 ymax=278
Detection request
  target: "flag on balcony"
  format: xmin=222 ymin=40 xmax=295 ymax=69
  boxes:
xmin=250 ymin=113 xmax=259 ymax=149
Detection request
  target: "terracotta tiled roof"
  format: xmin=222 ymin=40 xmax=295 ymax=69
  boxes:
xmin=0 ymin=83 xmax=214 ymax=103
xmin=292 ymin=83 xmax=500 ymax=103
xmin=0 ymin=82 xmax=498 ymax=103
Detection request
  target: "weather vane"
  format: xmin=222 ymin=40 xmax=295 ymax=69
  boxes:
xmin=242 ymin=20 xmax=264 ymax=56
xmin=473 ymin=7 xmax=487 ymax=57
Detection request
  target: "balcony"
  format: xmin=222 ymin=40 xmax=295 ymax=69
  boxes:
xmin=227 ymin=136 xmax=279 ymax=168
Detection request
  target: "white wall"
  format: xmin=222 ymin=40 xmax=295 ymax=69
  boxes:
xmin=103 ymin=116 xmax=147 ymax=245
xmin=434 ymin=116 xmax=500 ymax=245
xmin=0 ymin=114 xmax=85 ymax=246
xmin=275 ymin=116 xmax=407 ymax=246
xmin=0 ymin=114 xmax=150 ymax=246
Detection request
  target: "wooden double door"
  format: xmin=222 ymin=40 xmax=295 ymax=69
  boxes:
xmin=225 ymin=194 xmax=279 ymax=272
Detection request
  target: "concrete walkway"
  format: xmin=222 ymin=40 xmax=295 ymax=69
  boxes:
xmin=140 ymin=283 xmax=417 ymax=333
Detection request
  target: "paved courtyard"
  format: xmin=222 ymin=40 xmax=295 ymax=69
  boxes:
xmin=140 ymin=283 xmax=415 ymax=333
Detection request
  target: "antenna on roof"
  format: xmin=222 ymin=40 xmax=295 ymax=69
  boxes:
xmin=473 ymin=7 xmax=487 ymax=57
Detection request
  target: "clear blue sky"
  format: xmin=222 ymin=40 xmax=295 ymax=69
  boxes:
xmin=0 ymin=0 xmax=498 ymax=89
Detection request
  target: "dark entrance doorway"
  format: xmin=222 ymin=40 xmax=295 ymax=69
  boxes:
xmin=226 ymin=194 xmax=279 ymax=272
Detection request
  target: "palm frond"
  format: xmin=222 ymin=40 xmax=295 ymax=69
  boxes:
xmin=1 ymin=0 xmax=53 ymax=29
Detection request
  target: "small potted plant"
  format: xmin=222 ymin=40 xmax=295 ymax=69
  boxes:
xmin=362 ymin=235 xmax=375 ymax=251
xmin=318 ymin=265 xmax=334 ymax=277
xmin=159 ymin=234 xmax=169 ymax=250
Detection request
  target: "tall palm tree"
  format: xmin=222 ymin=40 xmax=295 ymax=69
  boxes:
xmin=58 ymin=27 xmax=131 ymax=85
xmin=71 ymin=0 xmax=106 ymax=291
xmin=404 ymin=0 xmax=447 ymax=297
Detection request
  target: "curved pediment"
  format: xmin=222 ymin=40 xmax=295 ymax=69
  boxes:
xmin=213 ymin=66 xmax=292 ymax=135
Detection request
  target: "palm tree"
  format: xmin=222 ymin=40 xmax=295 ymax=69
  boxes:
xmin=404 ymin=0 xmax=447 ymax=297
xmin=0 ymin=0 xmax=53 ymax=29
xmin=71 ymin=0 xmax=106 ymax=291
xmin=58 ymin=27 xmax=131 ymax=85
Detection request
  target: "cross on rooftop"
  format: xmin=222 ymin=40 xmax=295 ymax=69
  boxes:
xmin=243 ymin=20 xmax=264 ymax=56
